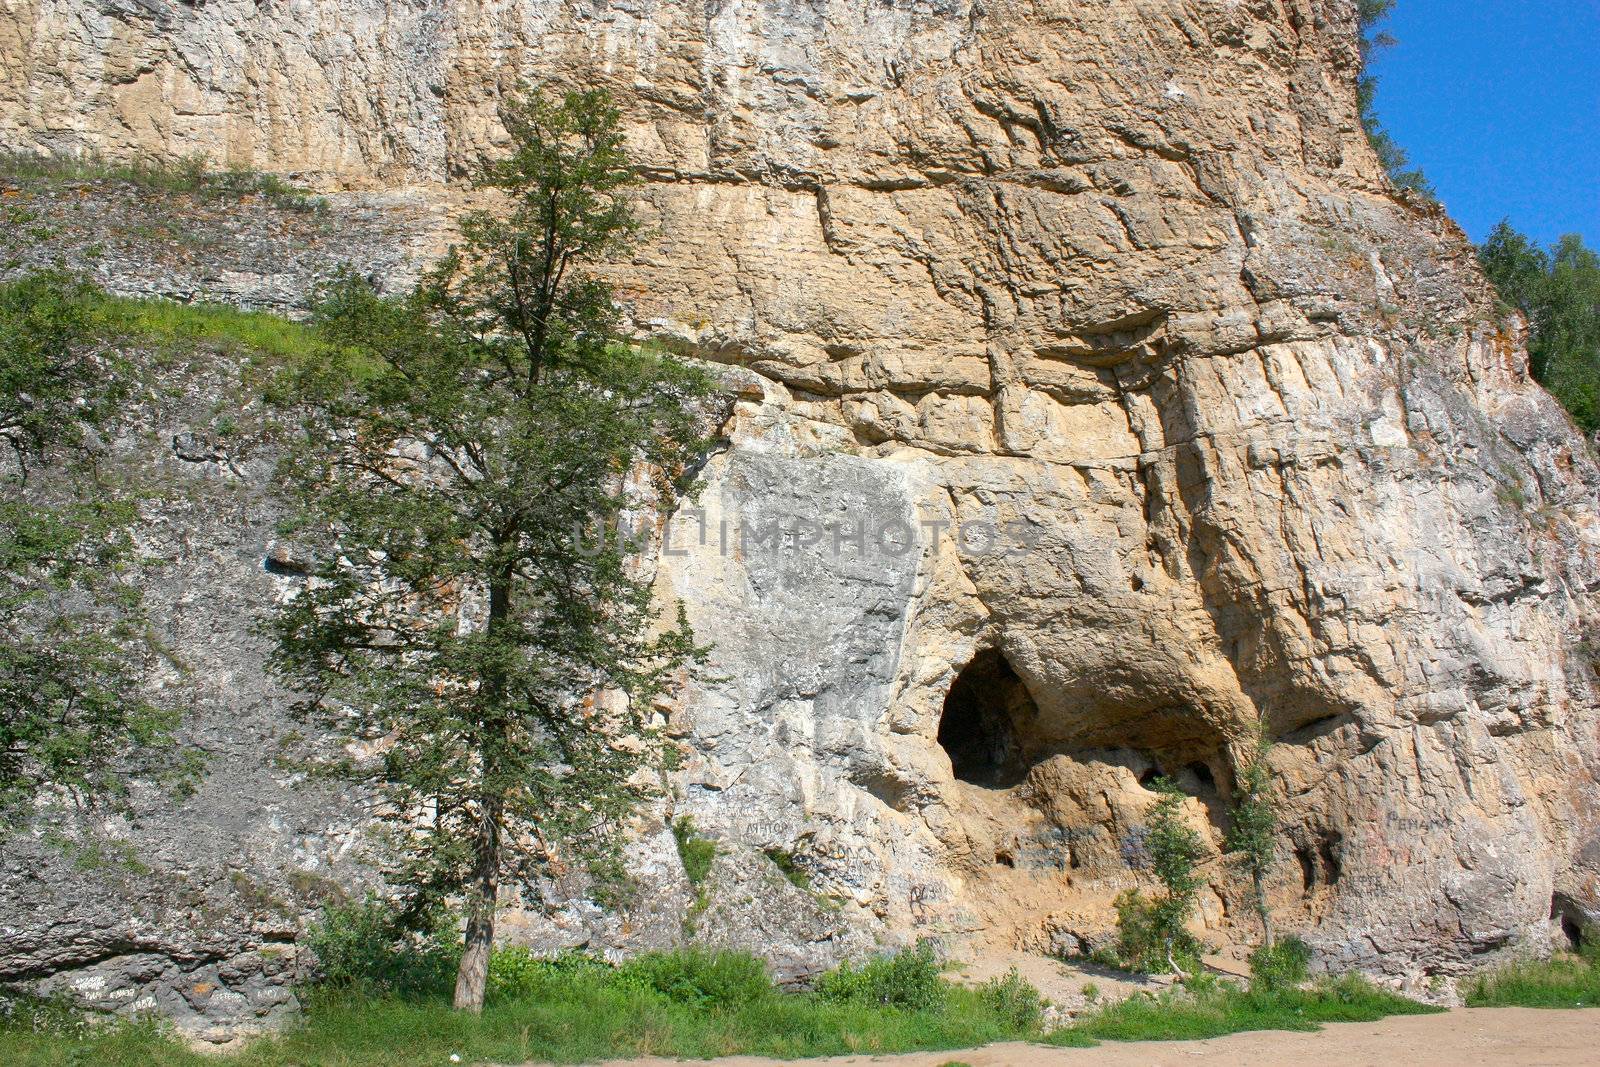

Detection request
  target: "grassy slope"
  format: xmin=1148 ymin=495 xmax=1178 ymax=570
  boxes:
xmin=0 ymin=151 xmax=322 ymax=211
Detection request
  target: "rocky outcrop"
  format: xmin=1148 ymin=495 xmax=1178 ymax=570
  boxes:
xmin=4 ymin=0 xmax=1600 ymax=1037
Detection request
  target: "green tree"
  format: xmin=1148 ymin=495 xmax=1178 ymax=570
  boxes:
xmin=268 ymin=88 xmax=719 ymax=1012
xmin=0 ymin=273 xmax=187 ymax=833
xmin=1479 ymin=222 xmax=1600 ymax=433
xmin=1225 ymin=735 xmax=1278 ymax=949
xmin=1111 ymin=778 xmax=1207 ymax=975
xmin=1356 ymin=1 xmax=1435 ymax=198
xmin=1144 ymin=778 xmax=1205 ymax=975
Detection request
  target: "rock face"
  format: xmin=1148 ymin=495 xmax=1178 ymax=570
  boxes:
xmin=5 ymin=0 xmax=1600 ymax=1037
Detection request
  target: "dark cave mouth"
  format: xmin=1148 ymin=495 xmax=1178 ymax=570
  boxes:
xmin=934 ymin=650 xmax=1229 ymax=798
xmin=936 ymin=648 xmax=1037 ymax=788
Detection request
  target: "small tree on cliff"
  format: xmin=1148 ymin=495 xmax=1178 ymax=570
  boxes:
xmin=1225 ymin=733 xmax=1279 ymax=949
xmin=1112 ymin=777 xmax=1205 ymax=975
xmin=1144 ymin=778 xmax=1205 ymax=975
xmin=269 ymin=88 xmax=718 ymax=1011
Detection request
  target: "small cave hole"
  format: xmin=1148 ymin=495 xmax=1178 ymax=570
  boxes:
xmin=1138 ymin=767 xmax=1162 ymax=788
xmin=1295 ymin=845 xmax=1316 ymax=892
xmin=1552 ymin=896 xmax=1586 ymax=951
xmin=1186 ymin=761 xmax=1216 ymax=790
xmin=1318 ymin=831 xmax=1344 ymax=885
xmin=937 ymin=648 xmax=1037 ymax=788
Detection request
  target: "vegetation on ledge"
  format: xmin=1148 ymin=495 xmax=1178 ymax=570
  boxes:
xmin=0 ymin=151 xmax=322 ymax=212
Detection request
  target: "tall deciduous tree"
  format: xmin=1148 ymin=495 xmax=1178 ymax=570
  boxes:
xmin=0 ymin=272 xmax=187 ymax=833
xmin=269 ymin=88 xmax=719 ymax=1012
xmin=1479 ymin=222 xmax=1600 ymax=433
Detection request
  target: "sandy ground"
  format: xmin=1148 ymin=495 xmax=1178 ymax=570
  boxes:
xmin=589 ymin=1008 xmax=1600 ymax=1067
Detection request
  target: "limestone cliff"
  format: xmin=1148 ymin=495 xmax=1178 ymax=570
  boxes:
xmin=3 ymin=0 xmax=1599 ymax=1039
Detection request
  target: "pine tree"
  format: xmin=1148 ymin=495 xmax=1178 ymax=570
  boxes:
xmin=268 ymin=88 xmax=720 ymax=1011
xmin=1356 ymin=0 xmax=1435 ymax=198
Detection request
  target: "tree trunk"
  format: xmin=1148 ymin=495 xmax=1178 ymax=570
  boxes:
xmin=453 ymin=795 xmax=502 ymax=1012
xmin=1165 ymin=935 xmax=1189 ymax=980
xmin=455 ymin=565 xmax=513 ymax=1013
xmin=1253 ymin=867 xmax=1274 ymax=949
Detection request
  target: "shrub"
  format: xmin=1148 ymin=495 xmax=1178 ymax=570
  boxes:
xmin=1249 ymin=936 xmax=1312 ymax=991
xmin=815 ymin=941 xmax=946 ymax=1011
xmin=976 ymin=967 xmax=1045 ymax=1031
xmin=672 ymin=816 xmax=717 ymax=886
xmin=1104 ymin=779 xmax=1207 ymax=975
xmin=613 ymin=949 xmax=774 ymax=1007
xmin=485 ymin=946 xmax=611 ymax=1002
xmin=1225 ymin=735 xmax=1279 ymax=948
xmin=1105 ymin=888 xmax=1203 ymax=975
xmin=302 ymin=895 xmax=458 ymax=996
xmin=764 ymin=847 xmax=811 ymax=889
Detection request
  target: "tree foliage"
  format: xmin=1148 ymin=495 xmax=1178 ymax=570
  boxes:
xmin=0 ymin=273 xmax=188 ymax=833
xmin=1479 ymin=222 xmax=1600 ymax=434
xmin=1356 ymin=1 xmax=1435 ymax=198
xmin=1111 ymin=778 xmax=1206 ymax=974
xmin=268 ymin=87 xmax=720 ymax=1011
xmin=1225 ymin=735 xmax=1279 ymax=949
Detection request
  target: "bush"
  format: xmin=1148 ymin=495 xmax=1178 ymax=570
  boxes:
xmin=613 ymin=949 xmax=774 ymax=1007
xmin=302 ymin=896 xmax=459 ymax=996
xmin=815 ymin=941 xmax=946 ymax=1011
xmin=1249 ymin=937 xmax=1311 ymax=991
xmin=485 ymin=946 xmax=611 ymax=1003
xmin=976 ymin=967 xmax=1045 ymax=1031
xmin=672 ymin=817 xmax=717 ymax=886
xmin=1104 ymin=889 xmax=1204 ymax=975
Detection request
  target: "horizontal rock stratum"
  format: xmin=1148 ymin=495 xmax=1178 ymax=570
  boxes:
xmin=3 ymin=0 xmax=1599 ymax=1039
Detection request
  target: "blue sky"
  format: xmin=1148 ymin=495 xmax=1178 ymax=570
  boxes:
xmin=1369 ymin=1 xmax=1600 ymax=247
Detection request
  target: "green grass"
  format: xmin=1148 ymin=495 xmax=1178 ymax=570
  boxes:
xmin=1 ymin=955 xmax=1456 ymax=1067
xmin=0 ymin=272 xmax=320 ymax=368
xmin=0 ymin=962 xmax=1037 ymax=1067
xmin=0 ymin=151 xmax=321 ymax=211
xmin=103 ymin=293 xmax=319 ymax=365
xmin=1046 ymin=973 xmax=1443 ymax=1047
xmin=1465 ymin=949 xmax=1600 ymax=1009
xmin=671 ymin=816 xmax=717 ymax=887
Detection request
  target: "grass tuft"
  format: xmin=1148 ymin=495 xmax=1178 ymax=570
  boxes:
xmin=1465 ymin=948 xmax=1600 ymax=1009
xmin=1047 ymin=972 xmax=1442 ymax=1046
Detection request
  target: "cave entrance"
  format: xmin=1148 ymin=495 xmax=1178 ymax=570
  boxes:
xmin=1552 ymin=895 xmax=1587 ymax=951
xmin=937 ymin=648 xmax=1038 ymax=788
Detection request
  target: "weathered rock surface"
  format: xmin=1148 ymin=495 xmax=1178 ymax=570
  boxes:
xmin=3 ymin=0 xmax=1600 ymax=1038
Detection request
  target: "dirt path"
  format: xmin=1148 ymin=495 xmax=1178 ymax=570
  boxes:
xmin=594 ymin=1007 xmax=1599 ymax=1067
